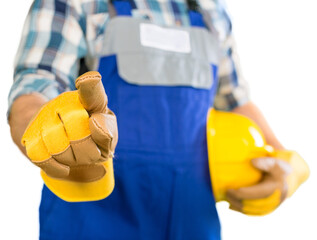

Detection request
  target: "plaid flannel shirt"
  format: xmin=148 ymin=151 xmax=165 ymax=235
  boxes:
xmin=8 ymin=0 xmax=249 ymax=113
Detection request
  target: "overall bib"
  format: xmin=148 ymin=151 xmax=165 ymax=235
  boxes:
xmin=39 ymin=1 xmax=221 ymax=239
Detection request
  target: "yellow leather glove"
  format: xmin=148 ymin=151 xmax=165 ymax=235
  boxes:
xmin=22 ymin=71 xmax=118 ymax=187
xmin=226 ymin=150 xmax=309 ymax=216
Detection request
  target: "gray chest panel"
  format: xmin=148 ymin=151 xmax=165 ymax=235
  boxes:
xmin=98 ymin=17 xmax=220 ymax=89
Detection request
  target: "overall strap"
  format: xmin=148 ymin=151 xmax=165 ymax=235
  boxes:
xmin=110 ymin=0 xmax=211 ymax=30
xmin=187 ymin=0 xmax=218 ymax=34
xmin=187 ymin=0 xmax=205 ymax=27
xmin=110 ymin=0 xmax=133 ymax=16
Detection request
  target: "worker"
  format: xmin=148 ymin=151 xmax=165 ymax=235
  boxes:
xmin=8 ymin=0 xmax=308 ymax=239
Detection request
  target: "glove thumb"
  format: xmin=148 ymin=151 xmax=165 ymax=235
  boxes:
xmin=75 ymin=71 xmax=108 ymax=115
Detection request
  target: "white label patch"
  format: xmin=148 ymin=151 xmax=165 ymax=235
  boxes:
xmin=140 ymin=23 xmax=191 ymax=53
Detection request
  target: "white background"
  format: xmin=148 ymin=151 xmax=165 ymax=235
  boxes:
xmin=0 ymin=0 xmax=316 ymax=239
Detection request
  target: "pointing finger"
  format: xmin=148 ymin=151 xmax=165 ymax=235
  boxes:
xmin=75 ymin=71 xmax=108 ymax=114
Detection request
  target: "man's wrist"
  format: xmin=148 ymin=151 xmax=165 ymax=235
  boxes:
xmin=9 ymin=93 xmax=48 ymax=155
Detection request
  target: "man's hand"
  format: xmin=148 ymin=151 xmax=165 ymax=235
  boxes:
xmin=22 ymin=71 xmax=118 ymax=182
xmin=226 ymin=151 xmax=309 ymax=215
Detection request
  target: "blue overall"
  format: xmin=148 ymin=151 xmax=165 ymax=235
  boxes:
xmin=39 ymin=1 xmax=221 ymax=239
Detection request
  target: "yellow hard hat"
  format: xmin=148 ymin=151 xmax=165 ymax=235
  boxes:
xmin=206 ymin=108 xmax=273 ymax=202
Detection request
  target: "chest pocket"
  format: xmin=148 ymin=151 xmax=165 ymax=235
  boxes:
xmin=98 ymin=17 xmax=219 ymax=89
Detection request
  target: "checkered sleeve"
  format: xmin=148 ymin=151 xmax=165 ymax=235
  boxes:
xmin=7 ymin=0 xmax=88 ymax=115
xmin=213 ymin=2 xmax=250 ymax=111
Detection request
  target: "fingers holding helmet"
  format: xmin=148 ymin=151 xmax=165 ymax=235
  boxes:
xmin=207 ymin=110 xmax=309 ymax=216
xmin=226 ymin=157 xmax=289 ymax=216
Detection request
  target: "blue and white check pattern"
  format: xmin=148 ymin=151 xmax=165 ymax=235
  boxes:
xmin=8 ymin=0 xmax=249 ymax=113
